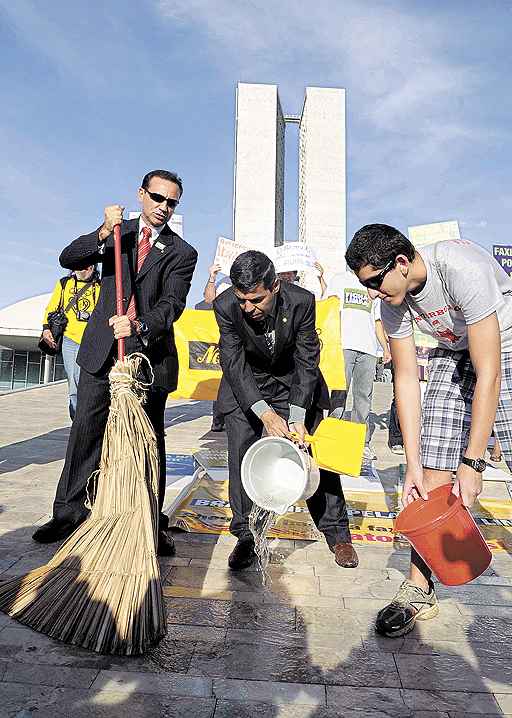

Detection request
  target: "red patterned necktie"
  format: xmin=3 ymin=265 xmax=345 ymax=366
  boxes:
xmin=126 ymin=226 xmax=152 ymax=320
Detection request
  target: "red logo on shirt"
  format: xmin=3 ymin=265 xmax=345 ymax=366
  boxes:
xmin=435 ymin=328 xmax=461 ymax=343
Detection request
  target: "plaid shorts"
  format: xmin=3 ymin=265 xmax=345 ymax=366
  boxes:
xmin=421 ymin=348 xmax=512 ymax=472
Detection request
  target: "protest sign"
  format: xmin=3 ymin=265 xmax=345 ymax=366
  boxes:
xmin=273 ymin=242 xmax=317 ymax=273
xmin=213 ymin=237 xmax=250 ymax=275
xmin=493 ymin=245 xmax=512 ymax=276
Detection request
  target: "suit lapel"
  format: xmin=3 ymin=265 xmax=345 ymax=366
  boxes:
xmin=121 ymin=219 xmax=138 ymax=300
xmin=240 ymin=315 xmax=269 ymax=357
xmin=239 ymin=288 xmax=290 ymax=360
xmin=273 ymin=287 xmax=292 ymax=358
xmin=136 ymin=224 xmax=173 ymax=283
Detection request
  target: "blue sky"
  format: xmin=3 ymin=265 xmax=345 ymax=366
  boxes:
xmin=1 ymin=0 xmax=511 ymax=309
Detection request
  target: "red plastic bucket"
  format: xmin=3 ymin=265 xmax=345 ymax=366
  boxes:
xmin=395 ymin=484 xmax=492 ymax=586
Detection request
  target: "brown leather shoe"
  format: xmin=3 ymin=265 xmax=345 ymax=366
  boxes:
xmin=329 ymin=542 xmax=359 ymax=568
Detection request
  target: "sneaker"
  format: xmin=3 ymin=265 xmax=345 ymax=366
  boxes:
xmin=362 ymin=446 xmax=377 ymax=462
xmin=375 ymin=579 xmax=439 ymax=638
xmin=390 ymin=444 xmax=405 ymax=455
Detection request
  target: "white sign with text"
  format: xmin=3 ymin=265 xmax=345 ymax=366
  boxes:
xmin=213 ymin=237 xmax=250 ymax=275
xmin=273 ymin=243 xmax=317 ymax=273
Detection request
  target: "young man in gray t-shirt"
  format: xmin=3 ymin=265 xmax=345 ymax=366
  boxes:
xmin=345 ymin=223 xmax=512 ymax=638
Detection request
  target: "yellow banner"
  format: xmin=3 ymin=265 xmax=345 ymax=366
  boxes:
xmin=171 ymin=471 xmax=511 ymax=552
xmin=170 ymin=297 xmax=345 ymax=400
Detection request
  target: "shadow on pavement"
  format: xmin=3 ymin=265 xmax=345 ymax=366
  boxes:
xmin=0 ymin=428 xmax=71 ymax=475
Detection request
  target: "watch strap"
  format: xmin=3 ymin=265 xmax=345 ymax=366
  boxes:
xmin=461 ymin=456 xmax=487 ymax=473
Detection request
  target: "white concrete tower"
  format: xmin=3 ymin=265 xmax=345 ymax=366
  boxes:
xmin=233 ymin=82 xmax=285 ymax=252
xmin=299 ymin=87 xmax=346 ymax=274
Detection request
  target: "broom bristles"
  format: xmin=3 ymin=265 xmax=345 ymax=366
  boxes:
xmin=0 ymin=355 xmax=167 ymax=655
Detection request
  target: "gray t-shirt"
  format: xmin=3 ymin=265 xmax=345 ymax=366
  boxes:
xmin=381 ymin=239 xmax=512 ymax=353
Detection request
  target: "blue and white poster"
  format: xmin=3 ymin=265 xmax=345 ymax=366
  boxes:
xmin=493 ymin=245 xmax=512 ymax=275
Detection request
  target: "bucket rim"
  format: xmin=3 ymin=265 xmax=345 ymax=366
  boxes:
xmin=241 ymin=435 xmax=315 ymax=513
xmin=395 ymin=484 xmax=462 ymax=536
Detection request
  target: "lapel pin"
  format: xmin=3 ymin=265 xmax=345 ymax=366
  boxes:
xmin=155 ymin=241 xmax=166 ymax=252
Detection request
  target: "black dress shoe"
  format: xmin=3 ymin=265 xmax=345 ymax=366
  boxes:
xmin=228 ymin=537 xmax=256 ymax=571
xmin=159 ymin=513 xmax=170 ymax=531
xmin=32 ymin=519 xmax=78 ymax=544
xmin=157 ymin=531 xmax=176 ymax=557
xmin=210 ymin=422 xmax=225 ymax=432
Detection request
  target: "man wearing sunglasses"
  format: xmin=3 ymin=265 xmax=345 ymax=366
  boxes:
xmin=213 ymin=250 xmax=357 ymax=571
xmin=33 ymin=170 xmax=198 ymax=558
xmin=346 ymin=223 xmax=512 ymax=638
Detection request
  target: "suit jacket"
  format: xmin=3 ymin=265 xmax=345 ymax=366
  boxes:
xmin=59 ymin=218 xmax=198 ymax=390
xmin=213 ymin=281 xmax=330 ymax=415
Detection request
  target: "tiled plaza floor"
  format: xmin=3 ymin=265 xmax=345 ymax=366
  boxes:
xmin=0 ymin=382 xmax=511 ymax=717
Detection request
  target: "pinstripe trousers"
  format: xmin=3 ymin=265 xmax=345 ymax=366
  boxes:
xmin=52 ymin=361 xmax=168 ymax=528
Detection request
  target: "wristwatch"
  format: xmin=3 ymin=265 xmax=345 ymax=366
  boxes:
xmin=461 ymin=456 xmax=487 ymax=473
xmin=131 ymin=319 xmax=150 ymax=338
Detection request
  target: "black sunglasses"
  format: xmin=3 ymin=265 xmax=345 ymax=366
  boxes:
xmin=144 ymin=189 xmax=180 ymax=209
xmin=360 ymin=259 xmax=395 ymax=290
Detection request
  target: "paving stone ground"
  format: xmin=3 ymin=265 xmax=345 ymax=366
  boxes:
xmin=0 ymin=381 xmax=511 ymax=717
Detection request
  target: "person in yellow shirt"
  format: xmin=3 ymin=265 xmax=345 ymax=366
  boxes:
xmin=42 ymin=265 xmax=100 ymax=419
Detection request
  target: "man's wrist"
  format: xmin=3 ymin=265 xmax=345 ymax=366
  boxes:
xmin=461 ymin=456 xmax=487 ymax=473
xmin=130 ymin=319 xmax=149 ymax=337
xmin=98 ymin=225 xmax=110 ymax=243
xmin=288 ymin=404 xmax=306 ymax=425
xmin=251 ymin=400 xmax=272 ymax=419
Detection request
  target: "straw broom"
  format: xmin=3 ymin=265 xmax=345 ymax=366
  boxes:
xmin=0 ymin=225 xmax=167 ymax=654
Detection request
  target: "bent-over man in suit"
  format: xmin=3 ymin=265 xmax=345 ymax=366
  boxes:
xmin=213 ymin=250 xmax=358 ymax=570
xmin=33 ymin=169 xmax=198 ymax=556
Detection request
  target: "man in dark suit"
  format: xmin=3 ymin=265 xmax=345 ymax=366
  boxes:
xmin=33 ymin=170 xmax=198 ymax=556
xmin=213 ymin=250 xmax=358 ymax=570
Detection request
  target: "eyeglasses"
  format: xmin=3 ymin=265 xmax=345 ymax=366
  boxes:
xmin=360 ymin=259 xmax=395 ymax=290
xmin=144 ymin=189 xmax=180 ymax=209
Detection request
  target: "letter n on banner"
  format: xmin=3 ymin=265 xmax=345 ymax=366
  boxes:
xmin=170 ymin=309 xmax=222 ymax=400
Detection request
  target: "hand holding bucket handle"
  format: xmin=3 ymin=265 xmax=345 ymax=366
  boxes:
xmin=452 ymin=462 xmax=483 ymax=508
xmin=113 ymin=224 xmax=125 ymax=361
xmin=401 ymin=465 xmax=429 ymax=507
xmin=290 ymin=431 xmax=314 ymax=452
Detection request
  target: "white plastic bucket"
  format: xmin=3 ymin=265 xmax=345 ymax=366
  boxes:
xmin=241 ymin=436 xmax=320 ymax=515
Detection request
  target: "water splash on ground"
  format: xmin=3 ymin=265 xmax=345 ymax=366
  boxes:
xmin=249 ymin=504 xmax=278 ymax=586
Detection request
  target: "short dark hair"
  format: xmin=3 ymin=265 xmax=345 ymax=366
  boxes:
xmin=345 ymin=224 xmax=415 ymax=272
xmin=141 ymin=169 xmax=183 ymax=197
xmin=230 ymin=250 xmax=276 ymax=292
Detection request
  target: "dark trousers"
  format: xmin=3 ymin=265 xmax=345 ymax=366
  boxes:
xmin=224 ymin=388 xmax=351 ymax=546
xmin=212 ymin=400 xmax=224 ymax=429
xmin=53 ymin=362 xmax=168 ymax=529
xmin=388 ymin=366 xmax=403 ymax=447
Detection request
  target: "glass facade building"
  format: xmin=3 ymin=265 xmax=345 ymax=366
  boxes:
xmin=0 ymin=348 xmax=65 ymax=393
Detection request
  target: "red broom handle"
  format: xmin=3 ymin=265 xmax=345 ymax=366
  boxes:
xmin=113 ymin=224 xmax=125 ymax=360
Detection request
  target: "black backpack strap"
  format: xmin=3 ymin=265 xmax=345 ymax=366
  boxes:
xmin=53 ymin=276 xmax=70 ymax=310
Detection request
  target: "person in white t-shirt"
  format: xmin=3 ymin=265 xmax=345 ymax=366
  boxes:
xmin=345 ymin=223 xmax=512 ymax=639
xmin=326 ymin=272 xmax=390 ymax=461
